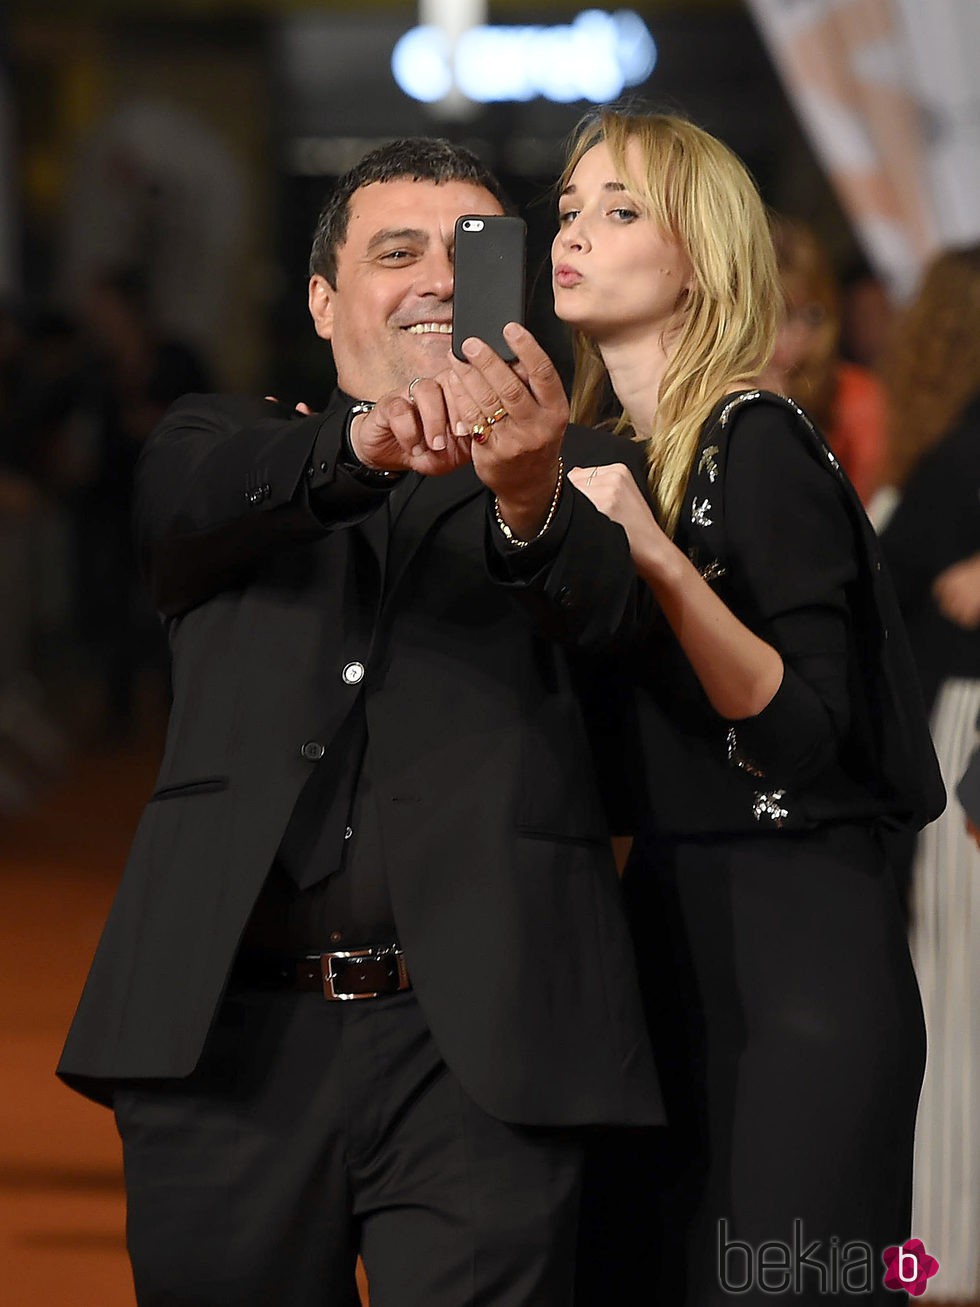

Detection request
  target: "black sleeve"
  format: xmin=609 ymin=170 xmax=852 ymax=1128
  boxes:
xmin=880 ymin=421 xmax=980 ymax=619
xmin=485 ymin=427 xmax=655 ymax=650
xmin=135 ymin=393 xmax=392 ymax=617
xmin=721 ymin=404 xmax=858 ymax=785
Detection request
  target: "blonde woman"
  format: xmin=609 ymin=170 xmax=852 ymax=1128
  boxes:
xmin=461 ymin=110 xmax=941 ymax=1305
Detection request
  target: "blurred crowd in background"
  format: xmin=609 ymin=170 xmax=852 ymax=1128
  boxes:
xmin=0 ymin=272 xmax=209 ymax=800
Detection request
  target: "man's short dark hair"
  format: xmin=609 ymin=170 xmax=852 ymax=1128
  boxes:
xmin=308 ymin=137 xmax=512 ymax=285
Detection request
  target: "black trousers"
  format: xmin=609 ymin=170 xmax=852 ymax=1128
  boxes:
xmin=114 ymin=986 xmax=583 ymax=1307
xmin=577 ymin=825 xmax=923 ymax=1307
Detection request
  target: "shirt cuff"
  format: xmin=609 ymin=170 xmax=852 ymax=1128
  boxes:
xmin=302 ymin=407 xmax=399 ymax=527
xmin=308 ymin=403 xmax=406 ymax=494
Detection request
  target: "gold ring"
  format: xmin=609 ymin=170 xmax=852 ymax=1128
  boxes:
xmin=485 ymin=407 xmax=507 ymax=426
xmin=471 ymin=423 xmax=488 ymax=443
xmin=407 ymin=377 xmax=423 ymax=401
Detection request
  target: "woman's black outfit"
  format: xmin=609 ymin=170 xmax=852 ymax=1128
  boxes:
xmin=504 ymin=391 xmax=942 ymax=1306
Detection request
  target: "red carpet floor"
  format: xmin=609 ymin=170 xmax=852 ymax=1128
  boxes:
xmin=0 ymin=743 xmax=155 ymax=1305
xmin=0 ymin=734 xmax=375 ymax=1305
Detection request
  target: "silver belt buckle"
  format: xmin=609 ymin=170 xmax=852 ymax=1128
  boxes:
xmin=320 ymin=946 xmax=403 ymax=1001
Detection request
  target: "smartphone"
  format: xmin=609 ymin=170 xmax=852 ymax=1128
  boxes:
xmin=452 ymin=215 xmax=526 ymax=363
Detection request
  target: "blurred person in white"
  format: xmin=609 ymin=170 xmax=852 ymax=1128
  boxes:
xmin=880 ymin=244 xmax=980 ymax=1305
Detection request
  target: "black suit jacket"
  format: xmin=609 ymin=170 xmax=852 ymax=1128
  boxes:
xmin=58 ymin=390 xmax=662 ymax=1127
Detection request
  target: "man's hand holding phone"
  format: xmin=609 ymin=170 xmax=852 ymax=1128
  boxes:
xmin=346 ymin=210 xmax=568 ymax=498
xmin=450 ymin=323 xmax=569 ymax=540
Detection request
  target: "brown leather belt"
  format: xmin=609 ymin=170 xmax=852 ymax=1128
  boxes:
xmin=237 ymin=946 xmax=411 ymax=1001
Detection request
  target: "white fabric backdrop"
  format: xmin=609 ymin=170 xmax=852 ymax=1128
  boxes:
xmin=746 ymin=0 xmax=980 ymax=300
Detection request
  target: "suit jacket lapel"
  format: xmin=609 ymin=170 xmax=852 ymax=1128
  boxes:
xmin=384 ymin=462 xmax=484 ymax=601
xmin=354 ymin=487 xmax=394 ymax=581
xmin=351 ymin=470 xmax=422 ymax=594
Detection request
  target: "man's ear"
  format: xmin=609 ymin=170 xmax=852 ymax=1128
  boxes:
xmin=309 ymin=274 xmax=335 ymax=341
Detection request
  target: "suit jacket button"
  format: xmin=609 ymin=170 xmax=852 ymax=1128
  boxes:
xmin=301 ymin=741 xmax=325 ymax=761
xmin=342 ymin=661 xmax=365 ymax=685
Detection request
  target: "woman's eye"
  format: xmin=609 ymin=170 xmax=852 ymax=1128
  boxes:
xmin=611 ymin=208 xmax=639 ymax=222
xmin=558 ymin=210 xmax=578 ymax=225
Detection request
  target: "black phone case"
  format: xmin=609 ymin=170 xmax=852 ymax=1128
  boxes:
xmin=452 ymin=215 xmax=526 ymax=362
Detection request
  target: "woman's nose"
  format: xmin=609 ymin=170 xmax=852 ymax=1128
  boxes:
xmin=559 ymin=218 xmax=587 ymax=252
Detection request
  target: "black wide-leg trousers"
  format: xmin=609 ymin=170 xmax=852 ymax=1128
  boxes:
xmin=114 ymin=987 xmax=583 ymax=1307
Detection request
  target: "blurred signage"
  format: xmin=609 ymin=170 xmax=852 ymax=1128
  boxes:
xmin=392 ymin=9 xmax=657 ymax=105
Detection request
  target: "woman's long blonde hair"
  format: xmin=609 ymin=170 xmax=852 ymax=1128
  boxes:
xmin=561 ymin=111 xmax=779 ymax=536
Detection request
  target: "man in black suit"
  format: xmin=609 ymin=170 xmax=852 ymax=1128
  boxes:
xmin=59 ymin=138 xmax=660 ymax=1307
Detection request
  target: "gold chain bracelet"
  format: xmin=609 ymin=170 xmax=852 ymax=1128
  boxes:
xmin=493 ymin=457 xmax=565 ymax=549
